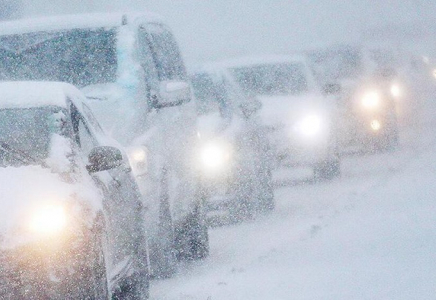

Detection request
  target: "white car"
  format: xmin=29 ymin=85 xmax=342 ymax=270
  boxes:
xmin=191 ymin=69 xmax=275 ymax=222
xmin=0 ymin=12 xmax=208 ymax=278
xmin=204 ymin=56 xmax=341 ymax=179
xmin=0 ymin=81 xmax=148 ymax=299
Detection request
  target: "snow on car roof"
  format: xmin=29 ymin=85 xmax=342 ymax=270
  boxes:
xmin=0 ymin=81 xmax=83 ymax=109
xmin=0 ymin=12 xmax=164 ymax=36
xmin=205 ymin=55 xmax=310 ymax=71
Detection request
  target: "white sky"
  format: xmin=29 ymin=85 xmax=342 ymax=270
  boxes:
xmin=21 ymin=0 xmax=436 ymax=66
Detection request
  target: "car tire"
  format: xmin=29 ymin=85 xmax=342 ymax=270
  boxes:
xmin=257 ymin=168 xmax=275 ymax=212
xmin=314 ymin=159 xmax=341 ymax=180
xmin=175 ymin=204 xmax=209 ymax=261
xmin=88 ymin=226 xmax=110 ymax=300
xmin=111 ymin=272 xmax=149 ymax=300
xmin=149 ymin=190 xmax=177 ymax=279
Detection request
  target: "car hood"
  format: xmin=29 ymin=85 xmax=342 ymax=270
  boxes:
xmin=0 ymin=166 xmax=102 ymax=249
xmin=256 ymin=93 xmax=333 ymax=128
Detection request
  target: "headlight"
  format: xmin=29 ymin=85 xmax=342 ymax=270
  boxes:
xmin=127 ymin=146 xmax=148 ymax=175
xmin=295 ymin=115 xmax=322 ymax=137
xmin=362 ymin=91 xmax=380 ymax=109
xmin=28 ymin=203 xmax=67 ymax=236
xmin=390 ymin=84 xmax=401 ymax=98
xmin=370 ymin=119 xmax=381 ymax=131
xmin=200 ymin=142 xmax=231 ymax=172
xmin=432 ymin=69 xmax=436 ymax=79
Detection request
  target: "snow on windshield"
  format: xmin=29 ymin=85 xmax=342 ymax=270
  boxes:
xmin=0 ymin=28 xmax=117 ymax=87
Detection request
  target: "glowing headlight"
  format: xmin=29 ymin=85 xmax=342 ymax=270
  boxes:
xmin=362 ymin=91 xmax=380 ymax=109
xmin=432 ymin=69 xmax=436 ymax=79
xmin=370 ymin=119 xmax=381 ymax=131
xmin=127 ymin=146 xmax=148 ymax=175
xmin=29 ymin=204 xmax=67 ymax=236
xmin=201 ymin=142 xmax=230 ymax=171
xmin=296 ymin=115 xmax=322 ymax=137
xmin=130 ymin=148 xmax=147 ymax=163
xmin=390 ymin=84 xmax=401 ymax=98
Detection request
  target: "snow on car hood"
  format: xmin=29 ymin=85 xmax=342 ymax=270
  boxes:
xmin=0 ymin=166 xmax=102 ymax=249
xmin=256 ymin=92 xmax=333 ymax=128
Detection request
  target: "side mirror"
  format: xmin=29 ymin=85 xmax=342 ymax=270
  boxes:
xmin=87 ymin=146 xmax=123 ymax=173
xmin=153 ymin=80 xmax=191 ymax=109
xmin=323 ymin=83 xmax=341 ymax=95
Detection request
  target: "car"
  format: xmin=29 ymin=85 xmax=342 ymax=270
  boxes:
xmin=307 ymin=45 xmax=400 ymax=152
xmin=191 ymin=69 xmax=275 ymax=222
xmin=201 ymin=56 xmax=341 ymax=180
xmin=0 ymin=12 xmax=209 ymax=278
xmin=0 ymin=81 xmax=149 ymax=299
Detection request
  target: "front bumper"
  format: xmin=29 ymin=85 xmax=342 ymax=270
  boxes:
xmin=338 ymin=111 xmax=398 ymax=149
xmin=0 ymin=226 xmax=94 ymax=299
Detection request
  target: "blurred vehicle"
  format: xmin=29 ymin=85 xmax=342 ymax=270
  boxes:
xmin=307 ymin=45 xmax=400 ymax=152
xmin=191 ymin=69 xmax=274 ymax=222
xmin=0 ymin=81 xmax=148 ymax=299
xmin=0 ymin=12 xmax=209 ymax=279
xmin=204 ymin=56 xmax=341 ymax=180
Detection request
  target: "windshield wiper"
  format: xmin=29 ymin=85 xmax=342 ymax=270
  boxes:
xmin=0 ymin=141 xmax=37 ymax=164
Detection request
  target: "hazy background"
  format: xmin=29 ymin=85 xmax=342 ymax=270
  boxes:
xmin=11 ymin=0 xmax=436 ymax=67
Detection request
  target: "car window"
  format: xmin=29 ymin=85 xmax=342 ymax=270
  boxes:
xmin=145 ymin=23 xmax=186 ymax=81
xmin=138 ymin=27 xmax=159 ymax=88
xmin=191 ymin=72 xmax=232 ymax=120
xmin=71 ymin=104 xmax=97 ymax=158
xmin=82 ymin=102 xmax=105 ymax=135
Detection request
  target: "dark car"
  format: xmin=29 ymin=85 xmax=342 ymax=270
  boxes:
xmin=0 ymin=81 xmax=149 ymax=299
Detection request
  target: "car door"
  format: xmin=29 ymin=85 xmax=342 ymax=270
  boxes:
xmin=70 ymin=102 xmax=147 ymax=285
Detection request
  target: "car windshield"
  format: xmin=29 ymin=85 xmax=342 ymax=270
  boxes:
xmin=147 ymin=25 xmax=187 ymax=81
xmin=0 ymin=28 xmax=117 ymax=87
xmin=231 ymin=63 xmax=308 ymax=97
xmin=0 ymin=107 xmax=70 ymax=167
xmin=308 ymin=47 xmax=363 ymax=82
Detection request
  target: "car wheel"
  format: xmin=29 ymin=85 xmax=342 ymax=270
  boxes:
xmin=314 ymin=159 xmax=341 ymax=180
xmin=111 ymin=271 xmax=149 ymax=300
xmin=149 ymin=186 xmax=177 ymax=279
xmin=175 ymin=204 xmax=209 ymax=261
xmin=257 ymin=168 xmax=275 ymax=212
xmin=229 ymin=178 xmax=254 ymax=222
xmin=89 ymin=227 xmax=110 ymax=300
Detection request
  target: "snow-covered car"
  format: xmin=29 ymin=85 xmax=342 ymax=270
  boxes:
xmin=191 ymin=70 xmax=274 ymax=222
xmin=307 ymin=45 xmax=400 ymax=152
xmin=0 ymin=12 xmax=208 ymax=278
xmin=0 ymin=82 xmax=148 ymax=299
xmin=206 ymin=56 xmax=341 ymax=179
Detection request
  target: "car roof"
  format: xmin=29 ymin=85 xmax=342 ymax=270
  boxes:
xmin=203 ymin=55 xmax=309 ymax=71
xmin=0 ymin=81 xmax=84 ymax=109
xmin=0 ymin=12 xmax=164 ymax=36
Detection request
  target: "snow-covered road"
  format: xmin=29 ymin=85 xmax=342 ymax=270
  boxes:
xmin=151 ymin=92 xmax=436 ymax=299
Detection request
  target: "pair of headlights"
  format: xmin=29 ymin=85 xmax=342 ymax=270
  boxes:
xmin=362 ymin=85 xmax=401 ymax=109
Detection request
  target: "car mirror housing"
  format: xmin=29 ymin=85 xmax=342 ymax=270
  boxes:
xmin=153 ymin=80 xmax=191 ymax=109
xmin=87 ymin=146 xmax=123 ymax=173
